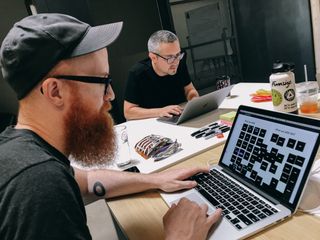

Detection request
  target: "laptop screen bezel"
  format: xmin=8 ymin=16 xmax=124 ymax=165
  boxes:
xmin=218 ymin=105 xmax=320 ymax=211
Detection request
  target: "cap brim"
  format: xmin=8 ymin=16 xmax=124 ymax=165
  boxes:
xmin=69 ymin=21 xmax=123 ymax=58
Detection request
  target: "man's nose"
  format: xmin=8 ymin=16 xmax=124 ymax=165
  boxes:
xmin=104 ymin=85 xmax=115 ymax=101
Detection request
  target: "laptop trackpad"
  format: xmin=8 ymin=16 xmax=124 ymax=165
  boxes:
xmin=170 ymin=192 xmax=216 ymax=215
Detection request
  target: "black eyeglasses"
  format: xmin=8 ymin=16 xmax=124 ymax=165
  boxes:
xmin=41 ymin=75 xmax=112 ymax=95
xmin=152 ymin=52 xmax=185 ymax=64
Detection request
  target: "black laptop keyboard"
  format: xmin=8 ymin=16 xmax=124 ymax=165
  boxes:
xmin=190 ymin=169 xmax=279 ymax=230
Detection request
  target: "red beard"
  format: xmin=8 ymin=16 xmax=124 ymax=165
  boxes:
xmin=64 ymin=90 xmax=116 ymax=167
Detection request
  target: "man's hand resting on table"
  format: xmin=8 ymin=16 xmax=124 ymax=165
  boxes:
xmin=163 ymin=198 xmax=222 ymax=240
xmin=151 ymin=166 xmax=209 ymax=192
xmin=159 ymin=105 xmax=183 ymax=118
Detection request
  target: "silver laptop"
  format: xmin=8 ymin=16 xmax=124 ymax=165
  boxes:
xmin=161 ymin=105 xmax=320 ymax=239
xmin=157 ymin=85 xmax=233 ymax=125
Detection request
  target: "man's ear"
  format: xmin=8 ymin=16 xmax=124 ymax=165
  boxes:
xmin=149 ymin=52 xmax=157 ymax=62
xmin=41 ymin=78 xmax=65 ymax=107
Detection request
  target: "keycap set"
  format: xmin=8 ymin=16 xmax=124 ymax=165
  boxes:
xmin=190 ymin=169 xmax=278 ymax=230
xmin=190 ymin=122 xmax=231 ymax=140
xmin=230 ymin=123 xmax=306 ymax=202
xmin=134 ymin=134 xmax=181 ymax=160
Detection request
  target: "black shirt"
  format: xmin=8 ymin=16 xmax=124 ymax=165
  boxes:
xmin=124 ymin=57 xmax=192 ymax=108
xmin=0 ymin=127 xmax=91 ymax=240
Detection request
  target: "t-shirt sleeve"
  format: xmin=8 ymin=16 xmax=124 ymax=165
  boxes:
xmin=124 ymin=69 xmax=141 ymax=105
xmin=178 ymin=52 xmax=192 ymax=87
xmin=4 ymin=161 xmax=91 ymax=240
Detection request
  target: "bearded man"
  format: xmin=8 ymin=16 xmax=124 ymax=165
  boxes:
xmin=0 ymin=14 xmax=221 ymax=240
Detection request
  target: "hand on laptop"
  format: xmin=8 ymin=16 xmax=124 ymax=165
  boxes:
xmin=163 ymin=198 xmax=222 ymax=240
xmin=152 ymin=166 xmax=209 ymax=192
xmin=159 ymin=105 xmax=183 ymax=118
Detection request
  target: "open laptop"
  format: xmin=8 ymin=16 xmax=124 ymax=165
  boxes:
xmin=157 ymin=85 xmax=233 ymax=125
xmin=161 ymin=105 xmax=320 ymax=239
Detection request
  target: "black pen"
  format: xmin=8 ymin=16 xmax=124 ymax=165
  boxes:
xmin=191 ymin=127 xmax=209 ymax=137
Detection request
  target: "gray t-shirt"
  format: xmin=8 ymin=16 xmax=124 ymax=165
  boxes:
xmin=0 ymin=127 xmax=91 ymax=240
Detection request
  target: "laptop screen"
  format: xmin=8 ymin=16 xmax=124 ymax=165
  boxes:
xmin=219 ymin=105 xmax=320 ymax=210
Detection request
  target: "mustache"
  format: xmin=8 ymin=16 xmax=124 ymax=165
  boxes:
xmin=103 ymin=101 xmax=113 ymax=112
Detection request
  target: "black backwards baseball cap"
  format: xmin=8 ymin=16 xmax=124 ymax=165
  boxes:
xmin=0 ymin=13 xmax=123 ymax=100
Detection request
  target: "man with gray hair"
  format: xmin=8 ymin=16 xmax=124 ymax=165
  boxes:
xmin=124 ymin=30 xmax=199 ymax=120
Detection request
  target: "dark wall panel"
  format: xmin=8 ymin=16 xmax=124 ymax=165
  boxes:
xmin=234 ymin=0 xmax=315 ymax=83
xmin=30 ymin=0 xmax=94 ymax=23
xmin=0 ymin=0 xmax=162 ymax=123
xmin=0 ymin=0 xmax=28 ymax=114
xmin=89 ymin=0 xmax=162 ymax=122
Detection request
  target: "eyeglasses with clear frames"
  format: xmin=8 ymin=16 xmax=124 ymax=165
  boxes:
xmin=40 ymin=75 xmax=112 ymax=96
xmin=152 ymin=52 xmax=185 ymax=64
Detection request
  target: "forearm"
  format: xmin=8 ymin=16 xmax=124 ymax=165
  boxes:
xmin=89 ymin=170 xmax=159 ymax=198
xmin=75 ymin=166 xmax=206 ymax=200
xmin=186 ymin=89 xmax=199 ymax=101
xmin=184 ymin=83 xmax=199 ymax=101
xmin=75 ymin=168 xmax=159 ymax=199
xmin=124 ymin=106 xmax=162 ymax=120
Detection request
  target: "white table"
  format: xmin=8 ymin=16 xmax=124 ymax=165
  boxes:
xmin=220 ymin=82 xmax=273 ymax=110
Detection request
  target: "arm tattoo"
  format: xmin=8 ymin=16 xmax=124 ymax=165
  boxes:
xmin=93 ymin=181 xmax=106 ymax=197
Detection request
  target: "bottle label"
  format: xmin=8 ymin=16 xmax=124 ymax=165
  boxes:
xmin=270 ymin=77 xmax=297 ymax=113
